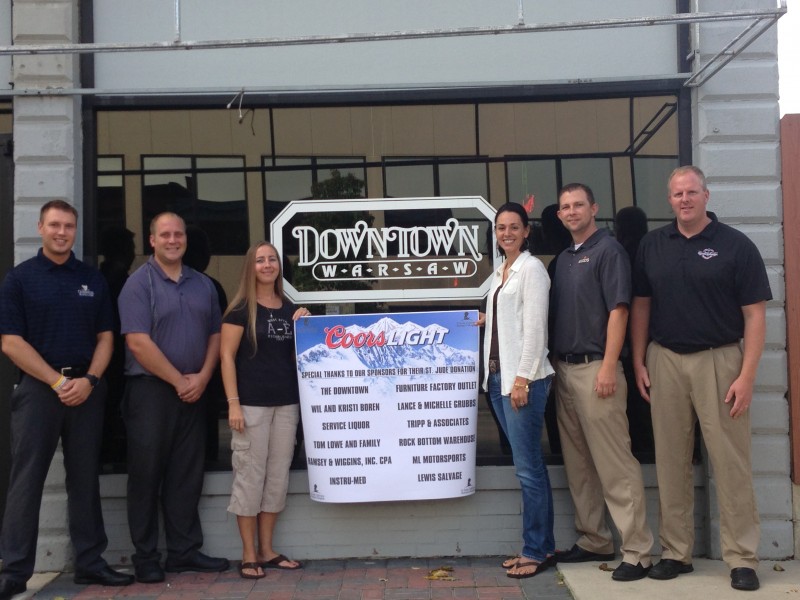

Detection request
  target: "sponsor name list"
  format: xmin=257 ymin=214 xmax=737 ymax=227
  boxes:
xmin=295 ymin=311 xmax=479 ymax=502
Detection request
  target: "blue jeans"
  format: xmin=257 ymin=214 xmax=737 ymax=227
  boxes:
xmin=489 ymin=372 xmax=555 ymax=562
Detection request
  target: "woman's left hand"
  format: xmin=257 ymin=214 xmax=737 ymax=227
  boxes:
xmin=228 ymin=402 xmax=245 ymax=433
xmin=510 ymin=386 xmax=528 ymax=412
xmin=292 ymin=307 xmax=311 ymax=321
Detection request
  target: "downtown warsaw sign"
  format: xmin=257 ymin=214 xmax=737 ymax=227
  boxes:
xmin=271 ymin=197 xmax=499 ymax=304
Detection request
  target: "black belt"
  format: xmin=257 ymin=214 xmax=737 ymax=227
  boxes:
xmin=558 ymin=353 xmax=604 ymax=365
xmin=56 ymin=365 xmax=89 ymax=378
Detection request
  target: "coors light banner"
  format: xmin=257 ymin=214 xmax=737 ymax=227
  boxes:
xmin=295 ymin=310 xmax=480 ymax=503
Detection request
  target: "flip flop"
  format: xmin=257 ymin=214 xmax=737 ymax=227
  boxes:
xmin=262 ymin=554 xmax=303 ymax=570
xmin=501 ymin=555 xmax=520 ymax=569
xmin=238 ymin=562 xmax=265 ymax=579
xmin=506 ymin=559 xmax=549 ymax=579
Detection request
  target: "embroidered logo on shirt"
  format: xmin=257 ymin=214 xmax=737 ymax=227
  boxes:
xmin=698 ymin=248 xmax=719 ymax=260
xmin=77 ymin=284 xmax=95 ymax=297
xmin=578 ymin=256 xmax=590 ymax=264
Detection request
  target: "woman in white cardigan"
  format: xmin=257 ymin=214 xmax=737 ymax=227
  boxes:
xmin=482 ymin=202 xmax=556 ymax=579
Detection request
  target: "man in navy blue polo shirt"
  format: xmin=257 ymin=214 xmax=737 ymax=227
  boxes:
xmin=550 ymin=184 xmax=653 ymax=582
xmin=0 ymin=200 xmax=134 ymax=600
xmin=118 ymin=212 xmax=228 ymax=583
xmin=631 ymin=166 xmax=771 ymax=592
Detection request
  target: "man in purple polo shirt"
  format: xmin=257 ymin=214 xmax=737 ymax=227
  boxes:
xmin=118 ymin=212 xmax=228 ymax=583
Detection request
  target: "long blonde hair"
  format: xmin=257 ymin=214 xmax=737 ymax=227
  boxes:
xmin=224 ymin=241 xmax=287 ymax=353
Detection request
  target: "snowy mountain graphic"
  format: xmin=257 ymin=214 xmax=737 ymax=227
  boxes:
xmin=297 ymin=317 xmax=477 ymax=392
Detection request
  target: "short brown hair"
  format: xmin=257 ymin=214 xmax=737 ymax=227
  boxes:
xmin=558 ymin=183 xmax=595 ymax=205
xmin=39 ymin=200 xmax=78 ymax=223
xmin=149 ymin=212 xmax=186 ymax=235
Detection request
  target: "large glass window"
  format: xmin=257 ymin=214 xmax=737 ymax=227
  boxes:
xmin=95 ymin=93 xmax=682 ymax=470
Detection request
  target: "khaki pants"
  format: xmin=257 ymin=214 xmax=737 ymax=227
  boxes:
xmin=647 ymin=341 xmax=759 ymax=569
xmin=556 ymin=360 xmax=653 ymax=566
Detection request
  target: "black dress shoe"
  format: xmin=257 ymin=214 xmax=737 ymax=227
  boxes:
xmin=612 ymin=561 xmax=650 ymax=581
xmin=555 ymin=544 xmax=615 ymax=563
xmin=648 ymin=559 xmax=694 ymax=580
xmin=74 ymin=565 xmax=135 ymax=586
xmin=135 ymin=562 xmax=166 ymax=584
xmin=165 ymin=552 xmax=230 ymax=573
xmin=0 ymin=578 xmax=27 ymax=600
xmin=541 ymin=555 xmax=558 ymax=568
xmin=730 ymin=567 xmax=760 ymax=591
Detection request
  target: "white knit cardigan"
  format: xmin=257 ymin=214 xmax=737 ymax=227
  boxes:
xmin=482 ymin=251 xmax=555 ymax=395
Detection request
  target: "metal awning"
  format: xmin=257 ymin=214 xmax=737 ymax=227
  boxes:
xmin=0 ymin=0 xmax=786 ymax=91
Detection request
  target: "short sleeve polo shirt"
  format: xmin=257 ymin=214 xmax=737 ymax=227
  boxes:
xmin=632 ymin=213 xmax=771 ymax=353
xmin=118 ymin=257 xmax=222 ymax=376
xmin=0 ymin=249 xmax=114 ymax=368
xmin=551 ymin=228 xmax=631 ymax=355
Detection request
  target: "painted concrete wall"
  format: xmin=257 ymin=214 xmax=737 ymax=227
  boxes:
xmin=94 ymin=466 xmax=705 ymax=564
xmin=8 ymin=0 xmax=84 ymax=571
xmin=695 ymin=0 xmax=791 ymax=560
xmin=91 ymin=0 xmax=678 ymax=92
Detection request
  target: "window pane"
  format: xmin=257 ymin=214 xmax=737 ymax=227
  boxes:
xmin=194 ymin=158 xmax=248 ymax=254
xmin=264 ymin=158 xmax=367 ymax=249
xmin=96 ymin=156 xmax=126 ymax=238
xmin=317 ymin=158 xmax=367 ymax=197
xmin=384 ymin=162 xmax=434 ymax=198
xmin=506 ymin=160 xmax=558 ymax=219
xmin=633 ymin=157 xmax=679 ymax=220
xmin=561 ymin=158 xmax=614 ymax=220
xmin=142 ymin=156 xmax=192 ymax=187
xmin=142 ymin=155 xmax=248 ymax=254
xmin=439 ymin=163 xmax=488 ymax=198
xmin=266 ymin=158 xmax=314 ymax=202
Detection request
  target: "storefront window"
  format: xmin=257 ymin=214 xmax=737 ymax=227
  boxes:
xmin=95 ymin=93 xmax=681 ymax=470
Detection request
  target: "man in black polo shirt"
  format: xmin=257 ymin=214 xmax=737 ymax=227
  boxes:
xmin=631 ymin=166 xmax=770 ymax=592
xmin=0 ymin=200 xmax=134 ymax=600
xmin=550 ymin=183 xmax=653 ymax=582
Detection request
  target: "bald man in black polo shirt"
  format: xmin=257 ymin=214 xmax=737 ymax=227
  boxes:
xmin=631 ymin=166 xmax=771 ymax=592
xmin=0 ymin=200 xmax=134 ymax=600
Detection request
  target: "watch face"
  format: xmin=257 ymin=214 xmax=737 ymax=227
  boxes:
xmin=85 ymin=374 xmax=99 ymax=387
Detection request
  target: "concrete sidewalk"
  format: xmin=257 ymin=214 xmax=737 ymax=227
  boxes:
xmin=561 ymin=557 xmax=800 ymax=600
xmin=17 ymin=557 xmax=800 ymax=600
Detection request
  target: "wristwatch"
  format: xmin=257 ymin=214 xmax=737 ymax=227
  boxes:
xmin=84 ymin=373 xmax=100 ymax=387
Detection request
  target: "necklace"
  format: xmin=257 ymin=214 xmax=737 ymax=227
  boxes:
xmin=257 ymin=295 xmax=279 ymax=320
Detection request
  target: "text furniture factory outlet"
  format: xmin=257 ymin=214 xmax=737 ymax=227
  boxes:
xmin=0 ymin=0 xmax=796 ymax=570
